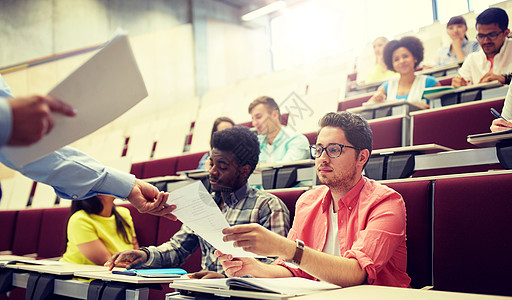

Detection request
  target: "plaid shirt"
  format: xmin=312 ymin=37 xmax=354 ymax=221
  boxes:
xmin=143 ymin=183 xmax=290 ymax=274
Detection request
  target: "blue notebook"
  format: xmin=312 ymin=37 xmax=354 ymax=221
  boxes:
xmin=132 ymin=268 xmax=187 ymax=278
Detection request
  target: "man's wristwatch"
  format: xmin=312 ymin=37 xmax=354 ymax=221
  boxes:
xmin=291 ymin=239 xmax=305 ymax=265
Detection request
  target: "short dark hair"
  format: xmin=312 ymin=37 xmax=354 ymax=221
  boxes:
xmin=248 ymin=96 xmax=281 ymax=119
xmin=383 ymin=36 xmax=424 ymax=72
xmin=210 ymin=117 xmax=235 ymax=149
xmin=318 ymin=112 xmax=373 ymax=165
xmin=477 ymin=7 xmax=509 ymax=31
xmin=447 ymin=15 xmax=467 ymax=28
xmin=212 ymin=126 xmax=260 ymax=175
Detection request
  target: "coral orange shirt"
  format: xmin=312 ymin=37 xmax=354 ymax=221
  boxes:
xmin=277 ymin=177 xmax=411 ymax=287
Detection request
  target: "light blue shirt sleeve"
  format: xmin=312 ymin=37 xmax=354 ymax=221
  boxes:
xmin=0 ymin=146 xmax=135 ymax=200
xmin=0 ymin=98 xmax=12 ymax=147
xmin=0 ymin=74 xmax=14 ymax=146
xmin=425 ymin=76 xmax=439 ymax=88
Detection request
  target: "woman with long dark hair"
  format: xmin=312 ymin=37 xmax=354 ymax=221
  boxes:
xmin=60 ymin=195 xmax=137 ymax=265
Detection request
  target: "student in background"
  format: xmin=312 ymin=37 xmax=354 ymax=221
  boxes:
xmin=249 ymin=96 xmax=310 ymax=166
xmin=491 ymin=84 xmax=512 ymax=132
xmin=453 ymin=8 xmax=512 ymax=87
xmin=367 ymin=36 xmax=440 ymax=109
xmin=197 ymin=117 xmax=235 ymax=170
xmin=365 ymin=37 xmax=397 ymax=84
xmin=436 ymin=16 xmax=479 ymax=66
xmin=216 ymin=112 xmax=410 ymax=287
xmin=60 ymin=195 xmax=137 ymax=265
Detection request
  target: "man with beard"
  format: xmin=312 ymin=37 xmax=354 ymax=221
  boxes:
xmin=216 ymin=112 xmax=411 ymax=287
xmin=105 ymin=126 xmax=290 ymax=276
xmin=452 ymin=7 xmax=512 ymax=87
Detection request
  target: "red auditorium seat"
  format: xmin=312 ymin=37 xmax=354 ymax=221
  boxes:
xmin=384 ymin=180 xmax=432 ymax=289
xmin=269 ymin=188 xmax=307 ymax=226
xmin=433 ymin=173 xmax=512 ymax=296
xmin=0 ymin=210 xmax=18 ymax=252
xmin=11 ymin=209 xmax=44 ymax=256
xmin=337 ymin=94 xmax=372 ymax=111
xmin=369 ymin=116 xmax=403 ymax=150
xmin=438 ymin=77 xmax=453 ymax=86
xmin=303 ymin=132 xmax=317 ymax=146
xmin=176 ymin=151 xmax=208 ymax=173
xmin=130 ymin=162 xmax=145 ymax=179
xmin=118 ymin=203 xmax=159 ymax=247
xmin=412 ymin=98 xmax=505 ymax=150
xmin=36 ymin=207 xmax=69 ymax=259
xmin=142 ymin=157 xmax=179 ymax=179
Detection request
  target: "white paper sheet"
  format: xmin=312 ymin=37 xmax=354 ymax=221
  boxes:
xmin=167 ymin=181 xmax=259 ymax=257
xmin=1 ymin=33 xmax=147 ymax=167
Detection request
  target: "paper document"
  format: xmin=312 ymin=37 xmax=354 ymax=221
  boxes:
xmin=1 ymin=32 xmax=148 ymax=167
xmin=167 ymin=181 xmax=259 ymax=257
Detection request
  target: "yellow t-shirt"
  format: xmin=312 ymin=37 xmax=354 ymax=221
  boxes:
xmin=60 ymin=206 xmax=136 ymax=265
xmin=365 ymin=64 xmax=397 ymax=84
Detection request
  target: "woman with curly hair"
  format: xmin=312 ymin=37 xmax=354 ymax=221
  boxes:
xmin=367 ymin=36 xmax=440 ymax=109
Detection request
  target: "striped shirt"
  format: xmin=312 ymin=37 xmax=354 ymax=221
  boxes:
xmin=143 ymin=183 xmax=290 ymax=274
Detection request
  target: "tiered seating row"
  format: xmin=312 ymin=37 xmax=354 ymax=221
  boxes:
xmin=2 ymin=172 xmax=511 ymax=297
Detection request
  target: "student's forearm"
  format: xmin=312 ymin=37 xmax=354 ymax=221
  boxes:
xmin=280 ymin=243 xmax=366 ymax=287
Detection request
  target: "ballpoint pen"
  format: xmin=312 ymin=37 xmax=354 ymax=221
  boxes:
xmin=490 ymin=108 xmax=508 ymax=121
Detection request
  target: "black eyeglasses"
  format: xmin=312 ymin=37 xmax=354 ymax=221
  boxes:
xmin=310 ymin=143 xmax=361 ymax=159
xmin=476 ymin=31 xmax=503 ymax=42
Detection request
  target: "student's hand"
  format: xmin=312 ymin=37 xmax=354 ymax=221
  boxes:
xmin=490 ymin=118 xmax=512 ymax=132
xmin=7 ymin=95 xmax=76 ymax=146
xmin=451 ymin=76 xmax=468 ymax=87
xmin=222 ymin=224 xmax=294 ymax=258
xmin=479 ymin=72 xmax=506 ymax=84
xmin=215 ymin=250 xmax=260 ymax=277
xmin=126 ymin=179 xmax=177 ymax=220
xmin=367 ymin=90 xmax=386 ymax=103
xmin=105 ymin=249 xmax=147 ymax=270
xmin=188 ymin=271 xmax=226 ymax=279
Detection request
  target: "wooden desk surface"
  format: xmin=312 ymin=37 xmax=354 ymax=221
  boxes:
xmin=294 ymin=285 xmax=510 ymax=300
xmin=423 ymin=81 xmax=502 ymax=100
xmin=372 ymin=144 xmax=453 ymax=156
xmin=5 ymin=262 xmax=121 ymax=275
xmin=347 ymin=100 xmax=424 ymax=114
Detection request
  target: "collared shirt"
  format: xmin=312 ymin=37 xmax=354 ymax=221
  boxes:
xmin=436 ymin=39 xmax=480 ymax=66
xmin=458 ymin=38 xmax=512 ymax=84
xmin=276 ymin=177 xmax=411 ymax=287
xmin=502 ymin=83 xmax=512 ymax=120
xmin=0 ymin=74 xmax=134 ymax=200
xmin=258 ymin=126 xmax=310 ymax=164
xmin=143 ymin=183 xmax=290 ymax=274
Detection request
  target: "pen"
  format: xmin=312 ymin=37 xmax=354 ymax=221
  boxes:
xmin=112 ymin=270 xmax=137 ymax=276
xmin=491 ymin=108 xmax=507 ymax=121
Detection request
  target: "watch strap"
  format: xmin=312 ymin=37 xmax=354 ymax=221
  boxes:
xmin=291 ymin=239 xmax=305 ymax=265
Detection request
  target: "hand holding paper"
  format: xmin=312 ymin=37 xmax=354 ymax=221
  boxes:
xmin=166 ymin=181 xmax=259 ymax=257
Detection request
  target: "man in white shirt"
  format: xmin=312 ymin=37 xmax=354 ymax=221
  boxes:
xmin=452 ymin=8 xmax=512 ymax=87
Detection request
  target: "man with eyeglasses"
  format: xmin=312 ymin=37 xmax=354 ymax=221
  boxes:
xmin=453 ymin=7 xmax=512 ymax=87
xmin=215 ymin=112 xmax=411 ymax=288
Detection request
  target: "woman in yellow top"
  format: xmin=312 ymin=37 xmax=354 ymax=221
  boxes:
xmin=60 ymin=195 xmax=138 ymax=265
